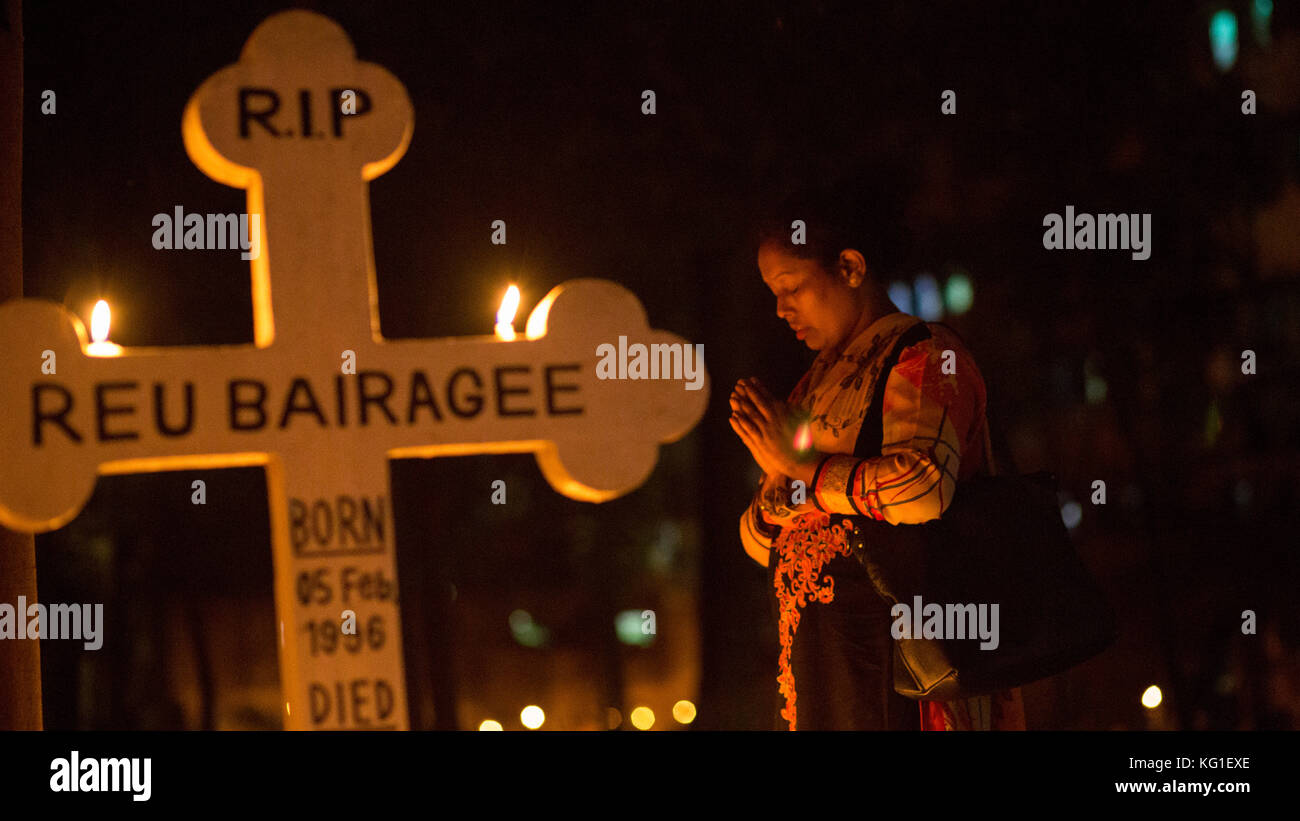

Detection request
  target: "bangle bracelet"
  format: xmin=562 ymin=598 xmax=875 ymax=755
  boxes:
xmin=761 ymin=484 xmax=792 ymax=517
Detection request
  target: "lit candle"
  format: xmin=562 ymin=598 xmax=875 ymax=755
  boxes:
xmin=793 ymin=421 xmax=812 ymax=452
xmin=495 ymin=284 xmax=520 ymax=341
xmin=86 ymin=299 xmax=123 ymax=356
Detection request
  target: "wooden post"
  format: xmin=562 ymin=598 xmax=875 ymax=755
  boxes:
xmin=0 ymin=0 xmax=43 ymax=731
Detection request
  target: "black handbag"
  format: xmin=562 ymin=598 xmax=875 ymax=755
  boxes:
xmin=843 ymin=320 xmax=1117 ymax=701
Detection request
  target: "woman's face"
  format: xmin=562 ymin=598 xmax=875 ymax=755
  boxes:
xmin=758 ymin=240 xmax=860 ymax=352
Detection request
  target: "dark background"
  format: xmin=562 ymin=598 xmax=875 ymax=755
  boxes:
xmin=20 ymin=0 xmax=1300 ymax=729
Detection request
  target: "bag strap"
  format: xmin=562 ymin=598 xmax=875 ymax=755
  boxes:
xmin=981 ymin=410 xmax=998 ymax=477
xmin=853 ymin=319 xmax=933 ymax=459
xmin=855 ymin=317 xmax=999 ymax=478
xmin=932 ymin=322 xmax=1000 ymax=478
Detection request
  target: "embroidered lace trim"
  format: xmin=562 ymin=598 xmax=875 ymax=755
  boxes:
xmin=772 ymin=511 xmax=853 ymax=731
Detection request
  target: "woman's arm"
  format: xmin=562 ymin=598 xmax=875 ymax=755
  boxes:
xmin=795 ymin=337 xmax=985 ymax=525
xmin=739 ymin=470 xmax=826 ymax=567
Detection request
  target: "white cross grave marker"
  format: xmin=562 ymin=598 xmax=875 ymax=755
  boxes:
xmin=0 ymin=10 xmax=707 ymax=729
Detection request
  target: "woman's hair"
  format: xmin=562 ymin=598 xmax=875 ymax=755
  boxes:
xmin=752 ymin=166 xmax=912 ymax=283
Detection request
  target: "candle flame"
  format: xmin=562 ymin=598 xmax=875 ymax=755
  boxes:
xmin=497 ymin=285 xmax=520 ymax=325
xmin=794 ymin=422 xmax=812 ymax=452
xmin=90 ymin=300 xmax=111 ymax=344
xmin=525 ymin=291 xmax=557 ymax=340
xmin=495 ymin=285 xmax=520 ymax=340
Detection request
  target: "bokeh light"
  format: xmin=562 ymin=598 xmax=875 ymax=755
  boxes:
xmin=1210 ymin=10 xmax=1238 ymax=71
xmin=508 ymin=609 xmax=550 ymax=648
xmin=520 ymin=705 xmax=545 ymax=729
xmin=888 ymin=280 xmax=913 ymax=314
xmin=630 ymin=706 xmax=655 ymax=730
xmin=1061 ymin=501 xmax=1083 ymax=530
xmin=943 ymin=272 xmax=974 ymax=315
xmin=615 ymin=610 xmax=654 ymax=646
xmin=915 ymin=273 xmax=944 ymax=320
xmin=1142 ymin=686 xmax=1162 ymax=709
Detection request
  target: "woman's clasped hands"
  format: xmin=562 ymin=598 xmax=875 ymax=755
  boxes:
xmin=729 ymin=377 xmax=818 ymax=526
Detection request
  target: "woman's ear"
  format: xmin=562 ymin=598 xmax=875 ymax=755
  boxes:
xmin=838 ymin=249 xmax=868 ymax=288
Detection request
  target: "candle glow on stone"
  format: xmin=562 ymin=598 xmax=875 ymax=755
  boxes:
xmin=495 ymin=285 xmax=520 ymax=341
xmin=86 ymin=299 xmax=124 ymax=356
